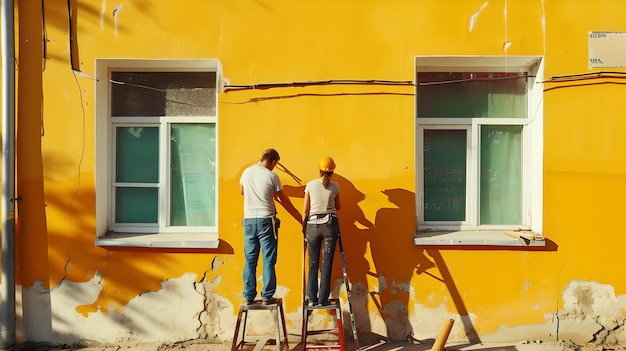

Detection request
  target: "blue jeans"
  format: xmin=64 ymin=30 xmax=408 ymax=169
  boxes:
xmin=305 ymin=216 xmax=339 ymax=304
xmin=242 ymin=217 xmax=278 ymax=301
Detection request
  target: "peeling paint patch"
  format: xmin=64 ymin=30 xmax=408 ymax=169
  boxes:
xmin=100 ymin=0 xmax=106 ymax=30
xmin=378 ymin=275 xmax=387 ymax=290
xmin=390 ymin=280 xmax=411 ymax=295
xmin=484 ymin=281 xmax=626 ymax=345
xmin=469 ymin=2 xmax=488 ymax=32
xmin=407 ymin=285 xmax=471 ymax=343
xmin=122 ymin=273 xmax=204 ymax=341
xmin=407 ymin=301 xmax=461 ymax=342
xmin=20 ymin=273 xmax=211 ymax=344
xmin=381 ymin=300 xmax=411 ymax=340
xmin=21 ymin=275 xmax=626 ymax=346
xmin=199 ymin=281 xmax=293 ymax=342
xmin=210 ymin=257 xmax=223 ymax=270
xmin=112 ymin=4 xmax=123 ymax=35
xmin=558 ymin=280 xmax=626 ymax=345
xmin=21 ymin=274 xmax=104 ymax=342
xmin=561 ymin=281 xmax=623 ymax=323
xmin=195 ymin=278 xmax=238 ymax=342
xmin=503 ymin=41 xmax=512 ymax=52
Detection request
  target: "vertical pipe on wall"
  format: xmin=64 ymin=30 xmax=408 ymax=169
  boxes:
xmin=0 ymin=0 xmax=16 ymax=348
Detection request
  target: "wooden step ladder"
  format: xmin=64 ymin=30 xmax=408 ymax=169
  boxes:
xmin=231 ymin=298 xmax=289 ymax=351
xmin=301 ymin=298 xmax=346 ymax=351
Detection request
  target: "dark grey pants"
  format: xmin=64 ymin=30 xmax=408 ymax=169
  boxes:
xmin=305 ymin=216 xmax=339 ymax=304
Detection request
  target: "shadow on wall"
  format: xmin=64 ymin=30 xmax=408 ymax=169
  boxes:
xmin=16 ymin=1 xmax=190 ymax=343
xmin=326 ymin=174 xmax=375 ymax=339
xmin=367 ymin=188 xmax=452 ymax=342
xmin=279 ymin=170 xmax=535 ymax=343
xmin=328 ymin=181 xmax=484 ymax=343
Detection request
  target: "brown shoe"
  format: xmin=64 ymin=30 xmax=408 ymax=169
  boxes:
xmin=262 ymin=297 xmax=279 ymax=305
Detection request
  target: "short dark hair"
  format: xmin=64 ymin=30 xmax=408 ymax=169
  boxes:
xmin=261 ymin=148 xmax=280 ymax=163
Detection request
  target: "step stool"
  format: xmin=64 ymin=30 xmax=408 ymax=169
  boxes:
xmin=231 ymin=298 xmax=289 ymax=351
xmin=302 ymin=298 xmax=346 ymax=351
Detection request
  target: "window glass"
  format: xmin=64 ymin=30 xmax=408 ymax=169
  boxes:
xmin=417 ymin=72 xmax=527 ymax=118
xmin=116 ymin=127 xmax=159 ymax=183
xmin=111 ymin=72 xmax=217 ymax=117
xmin=170 ymin=124 xmax=216 ymax=226
xmin=115 ymin=187 xmax=158 ymax=223
xmin=423 ymin=129 xmax=467 ymax=221
xmin=480 ymin=125 xmax=522 ymax=224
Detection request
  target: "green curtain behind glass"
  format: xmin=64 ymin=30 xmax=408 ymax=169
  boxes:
xmin=417 ymin=73 xmax=527 ymax=118
xmin=170 ymin=124 xmax=216 ymax=226
xmin=480 ymin=125 xmax=522 ymax=224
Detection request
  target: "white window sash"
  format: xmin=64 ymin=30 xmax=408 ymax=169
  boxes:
xmin=95 ymin=58 xmax=221 ymax=244
xmin=414 ymin=56 xmax=544 ymax=240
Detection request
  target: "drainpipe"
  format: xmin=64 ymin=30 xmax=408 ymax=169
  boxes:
xmin=0 ymin=0 xmax=16 ymax=348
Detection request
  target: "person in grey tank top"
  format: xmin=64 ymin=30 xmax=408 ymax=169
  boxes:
xmin=302 ymin=156 xmax=341 ymax=306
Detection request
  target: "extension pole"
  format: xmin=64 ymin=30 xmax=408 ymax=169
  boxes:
xmin=430 ymin=319 xmax=454 ymax=351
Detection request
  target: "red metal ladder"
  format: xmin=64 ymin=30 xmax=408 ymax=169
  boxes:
xmin=301 ymin=298 xmax=346 ymax=351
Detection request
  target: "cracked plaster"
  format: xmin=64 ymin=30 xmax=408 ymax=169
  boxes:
xmin=14 ymin=276 xmax=626 ymax=347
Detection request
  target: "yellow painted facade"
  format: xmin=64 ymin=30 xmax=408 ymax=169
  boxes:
xmin=7 ymin=0 xmax=626 ymax=345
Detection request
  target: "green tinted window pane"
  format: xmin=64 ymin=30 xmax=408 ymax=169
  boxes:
xmin=480 ymin=125 xmax=522 ymax=224
xmin=170 ymin=124 xmax=216 ymax=226
xmin=417 ymin=72 xmax=527 ymax=118
xmin=111 ymin=72 xmax=217 ymax=117
xmin=116 ymin=127 xmax=159 ymax=183
xmin=115 ymin=187 xmax=158 ymax=223
xmin=423 ymin=130 xmax=466 ymax=221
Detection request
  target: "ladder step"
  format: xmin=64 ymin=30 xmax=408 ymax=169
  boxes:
xmin=304 ymin=345 xmax=343 ymax=350
xmin=306 ymin=329 xmax=341 ymax=335
xmin=251 ymin=337 xmax=270 ymax=351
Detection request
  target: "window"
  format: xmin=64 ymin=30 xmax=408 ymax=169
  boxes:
xmin=414 ymin=56 xmax=544 ymax=246
xmin=95 ymin=59 xmax=222 ymax=248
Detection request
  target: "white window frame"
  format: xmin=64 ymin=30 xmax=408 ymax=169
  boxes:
xmin=414 ymin=56 xmax=544 ymax=246
xmin=94 ymin=58 xmax=222 ymax=248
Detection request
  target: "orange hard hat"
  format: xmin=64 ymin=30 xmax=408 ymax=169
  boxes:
xmin=318 ymin=156 xmax=336 ymax=172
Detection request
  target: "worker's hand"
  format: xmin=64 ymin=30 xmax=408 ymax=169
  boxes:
xmin=274 ymin=217 xmax=281 ymax=229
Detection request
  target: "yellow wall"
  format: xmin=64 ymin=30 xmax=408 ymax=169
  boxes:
xmin=10 ymin=0 xmax=626 ymax=344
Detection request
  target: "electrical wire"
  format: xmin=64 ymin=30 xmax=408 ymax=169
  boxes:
xmin=541 ymin=71 xmax=626 ymax=92
xmin=541 ymin=71 xmax=626 ymax=83
xmin=419 ymin=74 xmax=531 ymax=86
xmin=67 ymin=0 xmax=79 ymax=72
xmin=41 ymin=0 xmax=47 ymax=71
xmin=224 ymin=79 xmax=414 ymax=93
xmin=62 ymin=0 xmax=86 ymax=266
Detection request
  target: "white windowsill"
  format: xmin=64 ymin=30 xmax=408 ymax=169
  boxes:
xmin=414 ymin=230 xmax=545 ymax=247
xmin=95 ymin=233 xmax=220 ymax=248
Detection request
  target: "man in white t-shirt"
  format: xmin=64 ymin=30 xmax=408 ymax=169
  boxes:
xmin=239 ymin=148 xmax=288 ymax=305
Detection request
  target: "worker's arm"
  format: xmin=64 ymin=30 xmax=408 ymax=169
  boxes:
xmin=239 ymin=184 xmax=244 ymax=195
xmin=334 ymin=193 xmax=341 ymax=211
xmin=302 ymin=191 xmax=310 ymax=234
